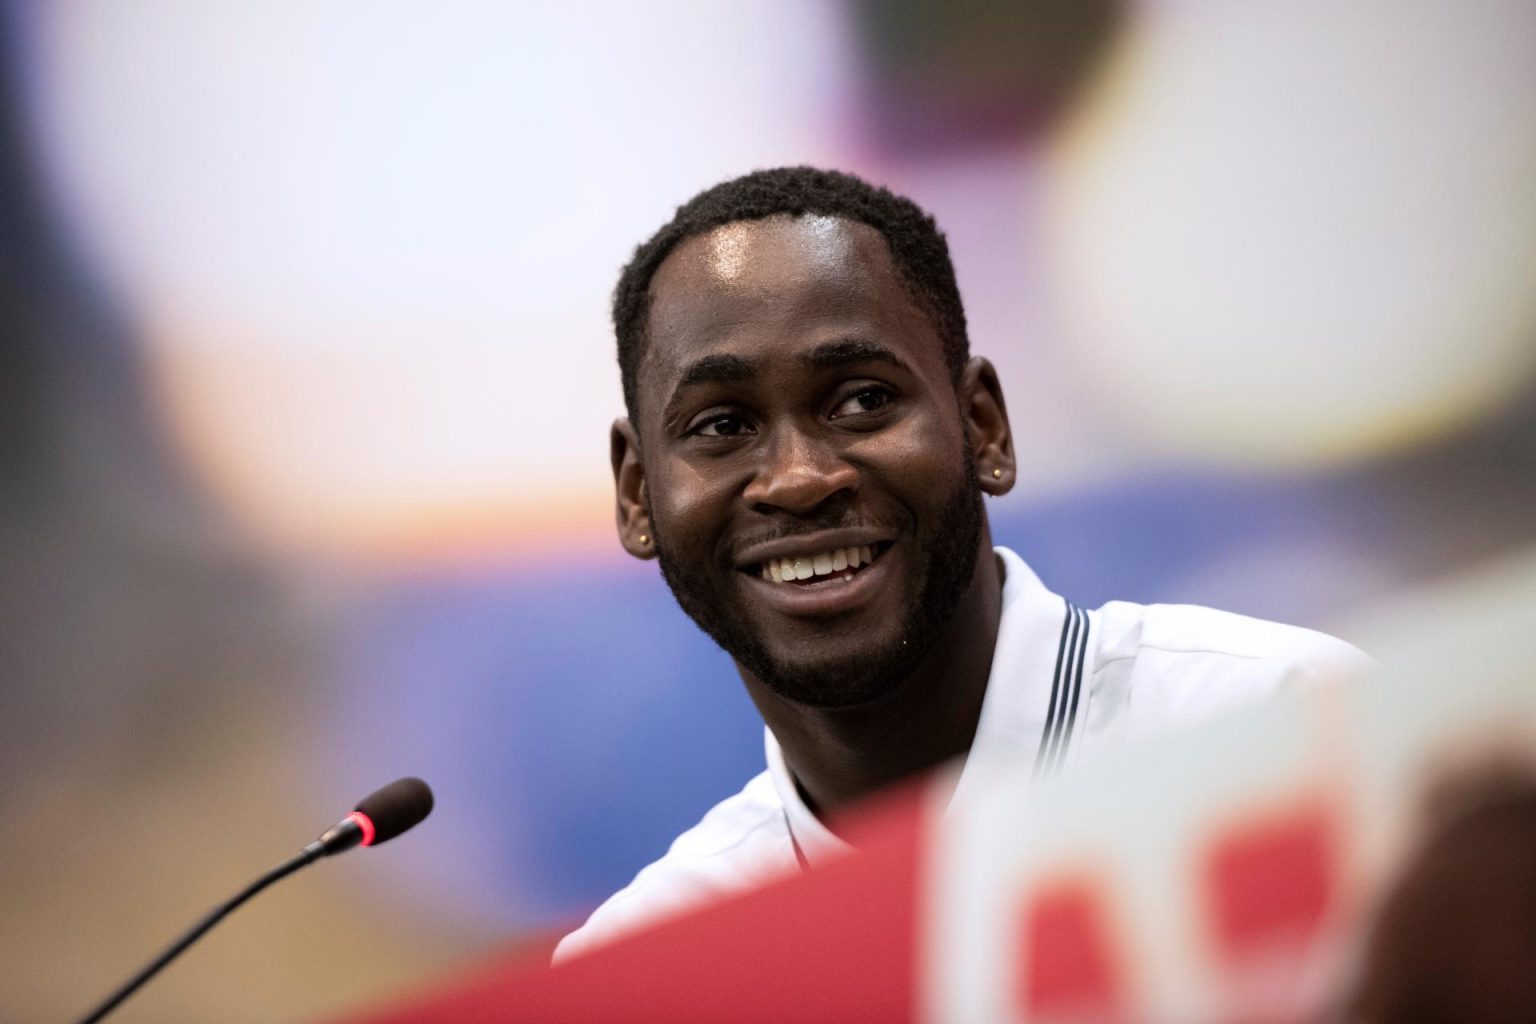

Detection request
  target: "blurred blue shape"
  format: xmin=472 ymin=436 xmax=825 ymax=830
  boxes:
xmin=320 ymin=556 xmax=764 ymax=930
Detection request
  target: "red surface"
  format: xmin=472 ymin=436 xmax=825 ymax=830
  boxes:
xmin=1203 ymin=799 xmax=1337 ymax=962
xmin=1018 ymin=876 xmax=1127 ymax=1023
xmin=340 ymin=788 xmax=926 ymax=1024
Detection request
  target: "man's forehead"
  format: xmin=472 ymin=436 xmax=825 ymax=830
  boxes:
xmin=643 ymin=218 xmax=897 ymax=366
xmin=685 ymin=214 xmax=859 ymax=282
xmin=653 ymin=214 xmax=884 ymax=296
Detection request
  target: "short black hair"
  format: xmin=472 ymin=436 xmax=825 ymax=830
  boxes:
xmin=613 ymin=166 xmax=970 ymax=420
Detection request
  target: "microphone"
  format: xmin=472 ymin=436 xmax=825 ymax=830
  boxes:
xmin=308 ymin=776 xmax=436 ymax=856
xmin=77 ymin=777 xmax=434 ymax=1024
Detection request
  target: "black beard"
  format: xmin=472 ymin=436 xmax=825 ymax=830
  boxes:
xmin=653 ymin=465 xmax=986 ymax=711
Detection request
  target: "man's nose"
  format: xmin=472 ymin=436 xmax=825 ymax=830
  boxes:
xmin=741 ymin=426 xmax=858 ymax=514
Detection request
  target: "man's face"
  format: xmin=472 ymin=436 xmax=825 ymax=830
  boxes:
xmin=628 ymin=215 xmax=986 ymax=709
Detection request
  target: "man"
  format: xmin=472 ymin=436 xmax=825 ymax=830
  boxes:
xmin=554 ymin=167 xmax=1368 ymax=961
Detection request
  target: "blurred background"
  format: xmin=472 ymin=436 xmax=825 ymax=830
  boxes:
xmin=2 ymin=1 xmax=1533 ymax=1020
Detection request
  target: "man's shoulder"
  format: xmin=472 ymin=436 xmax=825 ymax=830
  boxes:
xmin=553 ymin=771 xmax=793 ymax=962
xmin=1087 ymin=598 xmax=1373 ymax=732
xmin=1095 ymin=598 xmax=1372 ymax=680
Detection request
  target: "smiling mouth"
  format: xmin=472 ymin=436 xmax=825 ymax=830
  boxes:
xmin=751 ymin=543 xmax=889 ymax=585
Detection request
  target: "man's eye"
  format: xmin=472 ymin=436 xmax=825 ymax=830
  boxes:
xmin=692 ymin=413 xmax=753 ymax=437
xmin=830 ymin=386 xmax=893 ymax=419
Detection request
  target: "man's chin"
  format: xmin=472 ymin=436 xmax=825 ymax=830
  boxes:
xmin=743 ymin=642 xmax=926 ymax=711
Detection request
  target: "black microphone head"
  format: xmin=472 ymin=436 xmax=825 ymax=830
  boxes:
xmin=353 ymin=777 xmax=434 ymax=847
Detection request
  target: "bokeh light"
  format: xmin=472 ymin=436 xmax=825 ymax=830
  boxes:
xmin=1045 ymin=1 xmax=1536 ymax=466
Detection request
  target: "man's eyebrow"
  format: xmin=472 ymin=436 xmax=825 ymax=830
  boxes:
xmin=801 ymin=339 xmax=909 ymax=373
xmin=661 ymin=353 xmax=757 ymax=421
xmin=676 ymin=352 xmax=756 ymax=389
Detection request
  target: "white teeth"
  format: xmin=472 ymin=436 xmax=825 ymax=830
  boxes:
xmin=762 ymin=545 xmax=880 ymax=583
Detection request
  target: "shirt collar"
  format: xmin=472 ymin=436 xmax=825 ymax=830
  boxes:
xmin=764 ymin=546 xmax=1070 ymax=867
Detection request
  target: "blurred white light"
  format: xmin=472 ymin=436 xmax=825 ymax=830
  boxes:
xmin=1045 ymin=1 xmax=1536 ymax=466
xmin=22 ymin=1 xmax=851 ymax=557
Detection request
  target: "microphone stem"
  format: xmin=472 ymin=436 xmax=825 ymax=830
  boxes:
xmin=76 ymin=847 xmax=321 ymax=1024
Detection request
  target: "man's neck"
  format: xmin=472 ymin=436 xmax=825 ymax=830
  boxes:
xmin=743 ymin=543 xmax=1005 ymax=829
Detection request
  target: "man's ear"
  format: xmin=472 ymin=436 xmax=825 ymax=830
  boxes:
xmin=611 ymin=418 xmax=657 ymax=559
xmin=962 ymin=357 xmax=1016 ymax=496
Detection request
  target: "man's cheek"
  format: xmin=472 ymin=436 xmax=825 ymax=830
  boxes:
xmin=881 ymin=420 xmax=966 ymax=477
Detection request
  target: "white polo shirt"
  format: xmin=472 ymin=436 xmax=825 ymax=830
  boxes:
xmin=553 ymin=547 xmax=1370 ymax=962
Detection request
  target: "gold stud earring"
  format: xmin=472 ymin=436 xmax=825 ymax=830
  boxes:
xmin=991 ymin=468 xmax=1002 ymax=479
xmin=639 ymin=533 xmax=650 ymax=545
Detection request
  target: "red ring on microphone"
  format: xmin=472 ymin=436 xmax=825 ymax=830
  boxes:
xmin=347 ymin=810 xmax=377 ymax=847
